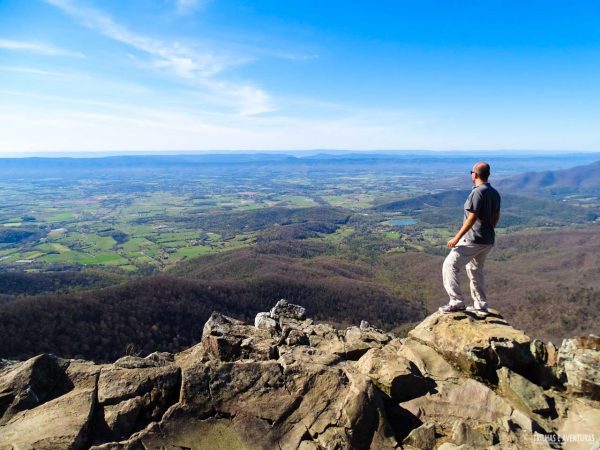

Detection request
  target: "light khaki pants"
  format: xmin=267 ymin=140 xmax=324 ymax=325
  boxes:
xmin=442 ymin=240 xmax=493 ymax=309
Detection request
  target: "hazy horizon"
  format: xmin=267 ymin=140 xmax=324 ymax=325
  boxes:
xmin=2 ymin=149 xmax=600 ymax=159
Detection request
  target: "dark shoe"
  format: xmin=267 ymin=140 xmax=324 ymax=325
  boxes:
xmin=439 ymin=303 xmax=466 ymax=314
xmin=466 ymin=306 xmax=489 ymax=317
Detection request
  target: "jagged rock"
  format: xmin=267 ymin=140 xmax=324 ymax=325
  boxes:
xmin=269 ymin=298 xmax=306 ymax=320
xmin=154 ymin=344 xmax=396 ymax=449
xmin=0 ymin=373 xmax=97 ymax=449
xmin=403 ymin=422 xmax=436 ymax=449
xmin=0 ymin=353 xmax=71 ymax=425
xmin=114 ymin=356 xmax=161 ymax=369
xmin=254 ymin=311 xmax=278 ymax=331
xmin=285 ymin=329 xmax=309 ymax=346
xmin=497 ymin=367 xmax=553 ymax=416
xmin=557 ymin=398 xmax=600 ymax=450
xmin=97 ymin=365 xmax=180 ymax=424
xmin=401 ymin=378 xmax=513 ymax=424
xmin=103 ymin=396 xmax=143 ymax=439
xmin=531 ymin=339 xmax=548 ymax=364
xmin=437 ymin=444 xmax=475 ymax=450
xmin=145 ymin=351 xmax=174 ymax=365
xmin=398 ymin=336 xmax=462 ymax=383
xmin=309 ymin=323 xmax=391 ymax=361
xmin=202 ymin=312 xmax=278 ymax=361
xmin=2 ymin=302 xmax=598 ymax=449
xmin=113 ymin=352 xmax=174 ymax=370
xmin=356 ymin=339 xmax=432 ymax=402
xmin=342 ymin=325 xmax=392 ymax=360
xmin=557 ymin=335 xmax=600 ymax=400
xmin=307 ymin=323 xmax=346 ymax=355
xmin=546 ymin=342 xmax=558 ymax=366
xmin=451 ymin=420 xmax=493 ymax=448
xmin=408 ymin=310 xmax=544 ymax=384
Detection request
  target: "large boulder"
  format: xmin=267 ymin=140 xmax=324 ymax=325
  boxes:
xmin=269 ymin=299 xmax=306 ymax=321
xmin=402 ymin=422 xmax=436 ymax=450
xmin=0 ymin=354 xmax=71 ymax=425
xmin=556 ymin=398 xmax=600 ymax=450
xmin=105 ymin=342 xmax=397 ymax=449
xmin=97 ymin=365 xmax=180 ymax=419
xmin=355 ymin=339 xmax=433 ymax=402
xmin=398 ymin=336 xmax=463 ymax=383
xmin=557 ymin=335 xmax=600 ymax=400
xmin=497 ymin=367 xmax=554 ymax=417
xmin=202 ymin=312 xmax=278 ymax=361
xmin=0 ymin=357 xmax=99 ymax=449
xmin=408 ymin=310 xmax=546 ymax=384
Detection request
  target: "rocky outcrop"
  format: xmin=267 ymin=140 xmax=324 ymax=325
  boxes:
xmin=0 ymin=300 xmax=598 ymax=449
xmin=557 ymin=336 xmax=600 ymax=400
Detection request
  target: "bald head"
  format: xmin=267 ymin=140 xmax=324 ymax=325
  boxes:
xmin=472 ymin=162 xmax=491 ymax=181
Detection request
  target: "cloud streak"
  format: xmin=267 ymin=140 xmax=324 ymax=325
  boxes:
xmin=174 ymin=0 xmax=207 ymax=15
xmin=0 ymin=39 xmax=84 ymax=57
xmin=43 ymin=0 xmax=274 ymax=115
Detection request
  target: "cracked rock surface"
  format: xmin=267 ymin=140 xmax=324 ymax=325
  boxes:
xmin=0 ymin=301 xmax=598 ymax=449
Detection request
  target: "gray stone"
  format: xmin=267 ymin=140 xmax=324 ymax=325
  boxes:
xmin=285 ymin=329 xmax=309 ymax=346
xmin=557 ymin=335 xmax=600 ymax=400
xmin=254 ymin=312 xmax=278 ymax=331
xmin=452 ymin=420 xmax=492 ymax=448
xmin=398 ymin=336 xmax=462 ymax=383
xmin=97 ymin=365 xmax=180 ymax=426
xmin=403 ymin=422 xmax=436 ymax=450
xmin=0 ymin=380 xmax=96 ymax=449
xmin=0 ymin=354 xmax=72 ymax=425
xmin=114 ymin=356 xmax=161 ymax=369
xmin=401 ymin=379 xmax=513 ymax=423
xmin=269 ymin=299 xmax=306 ymax=320
xmin=355 ymin=340 xmax=432 ymax=402
xmin=144 ymin=352 xmax=174 ymax=366
xmin=497 ymin=367 xmax=553 ymax=416
xmin=202 ymin=312 xmax=278 ymax=361
xmin=408 ymin=310 xmax=537 ymax=382
xmin=103 ymin=396 xmax=143 ymax=439
xmin=557 ymin=398 xmax=600 ymax=450
xmin=530 ymin=339 xmax=548 ymax=364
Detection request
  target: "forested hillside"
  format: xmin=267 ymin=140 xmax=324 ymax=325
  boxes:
xmin=498 ymin=159 xmax=600 ymax=193
xmin=1 ymin=228 xmax=599 ymax=362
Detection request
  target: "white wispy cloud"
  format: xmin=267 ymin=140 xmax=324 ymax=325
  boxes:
xmin=174 ymin=0 xmax=208 ymax=15
xmin=43 ymin=0 xmax=274 ymax=115
xmin=0 ymin=66 xmax=64 ymax=76
xmin=0 ymin=39 xmax=84 ymax=57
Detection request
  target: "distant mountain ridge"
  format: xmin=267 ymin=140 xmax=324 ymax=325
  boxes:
xmin=373 ymin=190 xmax=598 ymax=227
xmin=498 ymin=159 xmax=600 ymax=192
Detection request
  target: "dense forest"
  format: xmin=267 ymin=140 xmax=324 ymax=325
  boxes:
xmin=0 ymin=257 xmax=424 ymax=362
xmin=2 ymin=228 xmax=600 ymax=362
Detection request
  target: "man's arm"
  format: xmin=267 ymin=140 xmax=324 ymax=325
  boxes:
xmin=493 ymin=211 xmax=500 ymax=228
xmin=447 ymin=211 xmax=477 ymax=248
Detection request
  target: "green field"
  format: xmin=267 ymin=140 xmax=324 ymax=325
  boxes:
xmin=1 ymin=156 xmax=598 ymax=273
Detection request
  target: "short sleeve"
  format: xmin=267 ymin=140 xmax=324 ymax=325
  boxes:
xmin=465 ymin=190 xmax=482 ymax=213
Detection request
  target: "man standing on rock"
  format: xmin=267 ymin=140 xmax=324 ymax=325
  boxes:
xmin=439 ymin=162 xmax=501 ymax=317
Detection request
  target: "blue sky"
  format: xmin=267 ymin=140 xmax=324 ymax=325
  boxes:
xmin=1 ymin=0 xmax=600 ymax=152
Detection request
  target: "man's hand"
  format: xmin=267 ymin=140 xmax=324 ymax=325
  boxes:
xmin=447 ymin=237 xmax=460 ymax=248
xmin=447 ymin=211 xmax=477 ymax=249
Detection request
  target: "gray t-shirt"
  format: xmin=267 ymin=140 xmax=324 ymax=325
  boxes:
xmin=463 ymin=183 xmax=501 ymax=245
